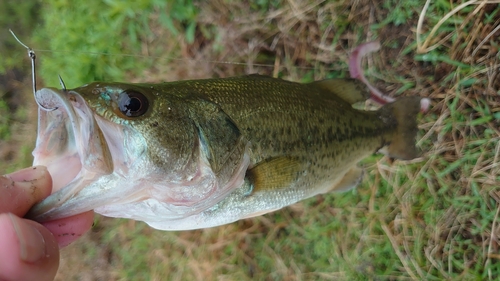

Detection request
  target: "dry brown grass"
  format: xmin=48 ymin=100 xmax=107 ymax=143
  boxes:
xmin=0 ymin=73 xmax=37 ymax=173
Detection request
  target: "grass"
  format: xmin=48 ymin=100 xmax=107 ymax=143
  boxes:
xmin=0 ymin=0 xmax=499 ymax=280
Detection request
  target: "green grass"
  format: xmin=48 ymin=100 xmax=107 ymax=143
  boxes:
xmin=1 ymin=0 xmax=499 ymax=280
xmin=27 ymin=0 xmax=201 ymax=87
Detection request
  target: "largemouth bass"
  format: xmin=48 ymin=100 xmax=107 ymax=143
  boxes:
xmin=27 ymin=74 xmax=423 ymax=230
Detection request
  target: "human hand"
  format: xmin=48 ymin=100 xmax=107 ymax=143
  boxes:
xmin=0 ymin=166 xmax=94 ymax=281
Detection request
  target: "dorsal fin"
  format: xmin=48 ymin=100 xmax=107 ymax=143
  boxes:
xmin=311 ymin=78 xmax=370 ymax=104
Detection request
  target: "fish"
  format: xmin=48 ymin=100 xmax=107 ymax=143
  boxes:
xmin=26 ymin=73 xmax=424 ymax=231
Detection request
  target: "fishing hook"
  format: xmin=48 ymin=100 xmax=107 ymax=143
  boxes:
xmin=9 ymin=29 xmax=58 ymax=111
xmin=58 ymin=75 xmax=67 ymax=91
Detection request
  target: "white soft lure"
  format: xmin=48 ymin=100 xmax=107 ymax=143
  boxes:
xmin=348 ymin=41 xmax=430 ymax=111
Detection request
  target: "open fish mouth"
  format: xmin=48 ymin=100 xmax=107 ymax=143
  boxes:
xmin=27 ymin=84 xmax=250 ymax=225
xmin=28 ymin=88 xmax=113 ymax=219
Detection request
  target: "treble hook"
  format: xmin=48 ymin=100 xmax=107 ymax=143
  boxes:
xmin=9 ymin=29 xmax=58 ymax=111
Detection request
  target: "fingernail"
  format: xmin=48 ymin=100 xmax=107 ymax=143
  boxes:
xmin=5 ymin=166 xmax=47 ymax=183
xmin=8 ymin=213 xmax=47 ymax=262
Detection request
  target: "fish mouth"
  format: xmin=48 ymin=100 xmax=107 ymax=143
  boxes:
xmin=27 ymin=88 xmax=113 ymax=221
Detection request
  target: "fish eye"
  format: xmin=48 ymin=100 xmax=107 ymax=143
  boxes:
xmin=118 ymin=90 xmax=149 ymax=117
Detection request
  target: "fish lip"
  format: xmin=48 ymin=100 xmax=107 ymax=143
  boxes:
xmin=27 ymin=87 xmax=112 ymax=221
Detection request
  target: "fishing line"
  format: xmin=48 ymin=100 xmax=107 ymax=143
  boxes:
xmin=27 ymin=48 xmax=335 ymax=71
xmin=8 ymin=30 xmax=349 ymax=72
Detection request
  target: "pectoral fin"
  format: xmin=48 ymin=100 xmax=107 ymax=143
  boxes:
xmin=246 ymin=157 xmax=304 ymax=193
xmin=312 ymin=78 xmax=370 ymax=105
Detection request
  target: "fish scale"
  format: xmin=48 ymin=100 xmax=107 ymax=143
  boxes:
xmin=27 ymin=74 xmax=422 ymax=230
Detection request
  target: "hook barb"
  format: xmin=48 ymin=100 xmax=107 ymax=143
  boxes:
xmin=58 ymin=75 xmax=66 ymax=90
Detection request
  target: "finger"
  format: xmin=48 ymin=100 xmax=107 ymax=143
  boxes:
xmin=42 ymin=211 xmax=95 ymax=247
xmin=0 ymin=166 xmax=52 ymax=216
xmin=0 ymin=213 xmax=59 ymax=281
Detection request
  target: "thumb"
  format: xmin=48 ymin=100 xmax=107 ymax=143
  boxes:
xmin=0 ymin=213 xmax=59 ymax=281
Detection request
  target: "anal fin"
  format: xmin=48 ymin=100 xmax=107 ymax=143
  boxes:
xmin=328 ymin=166 xmax=364 ymax=193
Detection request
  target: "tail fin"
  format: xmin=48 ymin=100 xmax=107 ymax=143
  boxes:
xmin=378 ymin=96 xmax=423 ymax=160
